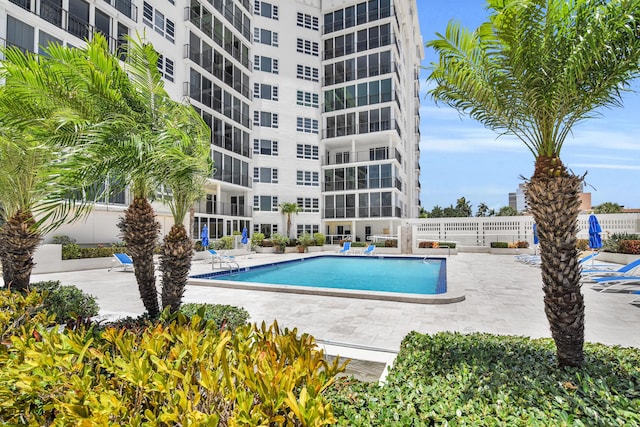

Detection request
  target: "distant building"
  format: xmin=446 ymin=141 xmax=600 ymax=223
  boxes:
xmin=509 ymin=183 xmax=591 ymax=213
xmin=508 ymin=184 xmax=528 ymax=213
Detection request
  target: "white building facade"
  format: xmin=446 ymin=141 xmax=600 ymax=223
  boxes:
xmin=1 ymin=0 xmax=422 ymax=245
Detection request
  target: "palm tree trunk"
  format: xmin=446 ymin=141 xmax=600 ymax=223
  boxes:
xmin=118 ymin=197 xmax=160 ymax=318
xmin=525 ymin=156 xmax=584 ymax=367
xmin=160 ymin=224 xmax=193 ymax=313
xmin=0 ymin=210 xmax=41 ymax=292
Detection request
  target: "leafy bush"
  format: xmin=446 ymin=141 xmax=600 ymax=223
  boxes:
xmin=491 ymin=241 xmax=509 ymax=248
xmin=619 ymin=240 xmax=640 ymax=255
xmin=313 ymin=232 xmax=326 ymax=246
xmin=297 ymin=233 xmax=315 ymax=248
xmin=0 ymin=290 xmax=56 ymax=345
xmin=215 ymin=236 xmax=234 ymax=250
xmin=61 ymin=243 xmax=82 ymax=259
xmin=384 ymin=239 xmax=397 ymax=248
xmin=261 ymin=239 xmax=274 ymax=247
xmin=251 ymin=232 xmax=265 ymax=247
xmin=328 ymin=332 xmax=640 ymax=426
xmin=603 ymin=233 xmax=640 ymax=254
xmin=418 ymin=241 xmax=457 ymax=249
xmin=576 ymin=239 xmax=589 ymax=251
xmin=52 ymin=235 xmax=76 ymax=245
xmin=30 ymin=281 xmax=99 ymax=324
xmin=270 ymin=233 xmax=290 ymax=252
xmin=0 ymin=308 xmax=346 ymax=426
xmin=179 ymin=303 xmax=249 ymax=331
xmin=60 ymin=244 xmax=126 ymax=260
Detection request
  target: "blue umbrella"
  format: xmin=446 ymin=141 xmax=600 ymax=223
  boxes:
xmin=241 ymin=227 xmax=249 ymax=245
xmin=588 ymin=214 xmax=602 ymax=250
xmin=201 ymin=225 xmax=209 ymax=248
xmin=532 ymin=224 xmax=539 ymax=245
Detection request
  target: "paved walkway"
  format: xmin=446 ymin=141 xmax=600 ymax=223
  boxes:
xmin=16 ymin=253 xmax=640 ymax=353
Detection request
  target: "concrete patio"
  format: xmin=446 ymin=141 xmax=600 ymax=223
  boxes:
xmin=18 ymin=252 xmax=639 ymax=352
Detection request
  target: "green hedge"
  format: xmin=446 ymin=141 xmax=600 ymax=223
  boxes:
xmin=328 ymin=332 xmax=640 ymax=426
xmin=490 ymin=241 xmax=509 ymax=248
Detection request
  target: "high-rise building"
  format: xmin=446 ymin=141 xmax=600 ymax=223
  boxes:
xmin=1 ymin=0 xmax=422 ymax=245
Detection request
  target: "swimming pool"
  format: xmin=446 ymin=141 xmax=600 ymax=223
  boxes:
xmin=189 ymin=255 xmax=457 ymax=304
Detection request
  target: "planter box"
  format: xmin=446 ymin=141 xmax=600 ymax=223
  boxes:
xmin=597 ymin=252 xmax=640 ymax=265
xmin=307 ymin=246 xmax=324 ymax=253
xmin=489 ymin=248 xmax=534 ymax=255
xmin=414 ymin=247 xmax=459 ymax=255
xmin=255 ymin=247 xmax=275 ymax=254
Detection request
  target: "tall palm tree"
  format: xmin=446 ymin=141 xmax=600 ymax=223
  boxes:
xmin=157 ymin=102 xmax=211 ymax=313
xmin=427 ymin=0 xmax=640 ymax=367
xmin=280 ymin=202 xmax=301 ymax=238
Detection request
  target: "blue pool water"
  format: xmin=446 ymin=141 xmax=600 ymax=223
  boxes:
xmin=192 ymin=256 xmax=446 ymax=295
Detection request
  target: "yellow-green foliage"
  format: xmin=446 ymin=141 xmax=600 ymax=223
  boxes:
xmin=0 ymin=300 xmax=346 ymax=426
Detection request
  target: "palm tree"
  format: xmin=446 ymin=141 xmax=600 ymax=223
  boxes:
xmin=0 ymin=131 xmax=48 ymax=291
xmin=476 ymin=203 xmax=489 ymax=217
xmin=0 ymin=35 xmax=197 ymax=318
xmin=427 ymin=0 xmax=640 ymax=367
xmin=593 ymin=202 xmax=623 ymax=214
xmin=157 ymin=102 xmax=211 ymax=313
xmin=279 ymin=202 xmax=301 ymax=238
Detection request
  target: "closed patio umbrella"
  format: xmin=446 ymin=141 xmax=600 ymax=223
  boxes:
xmin=201 ymin=224 xmax=209 ymax=249
xmin=588 ymin=213 xmax=602 ymax=266
xmin=241 ymin=227 xmax=249 ymax=245
xmin=533 ymin=223 xmax=539 ymax=254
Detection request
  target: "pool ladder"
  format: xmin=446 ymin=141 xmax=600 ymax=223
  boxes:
xmin=212 ymin=258 xmax=240 ymax=274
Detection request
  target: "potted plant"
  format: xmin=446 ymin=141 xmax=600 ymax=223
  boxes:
xmin=271 ymin=233 xmax=289 ymax=254
xmin=296 ymin=233 xmax=315 ymax=253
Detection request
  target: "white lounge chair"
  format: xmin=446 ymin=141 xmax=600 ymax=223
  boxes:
xmin=582 ymin=258 xmax=640 ymax=279
xmin=591 ymin=275 xmax=640 ymax=293
xmin=208 ymin=249 xmax=236 ymax=269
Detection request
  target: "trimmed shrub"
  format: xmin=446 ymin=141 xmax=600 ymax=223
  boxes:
xmin=603 ymin=233 xmax=640 ymax=254
xmin=30 ymin=281 xmax=99 ymax=324
xmin=61 ymin=243 xmax=82 ymax=259
xmin=619 ymin=240 xmax=640 ymax=255
xmin=215 ymin=236 xmax=234 ymax=250
xmin=313 ymin=232 xmax=326 ymax=246
xmin=490 ymin=241 xmax=509 ymax=248
xmin=179 ymin=303 xmax=249 ymax=331
xmin=328 ymin=332 xmax=640 ymax=426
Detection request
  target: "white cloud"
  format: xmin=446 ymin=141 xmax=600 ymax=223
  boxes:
xmin=571 ymin=163 xmax=640 ymax=171
xmin=420 ymin=128 xmax=527 ymax=153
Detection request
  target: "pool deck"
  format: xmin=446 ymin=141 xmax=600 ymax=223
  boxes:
xmin=14 ymin=252 xmax=640 ymax=362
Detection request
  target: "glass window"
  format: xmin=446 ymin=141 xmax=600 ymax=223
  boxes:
xmin=7 ymin=15 xmax=34 ymax=53
xmin=368 ymin=0 xmax=378 ymax=21
xmin=369 ymin=26 xmax=379 ymax=49
xmin=333 ymin=9 xmax=343 ymax=31
xmin=345 ymin=6 xmax=355 ymax=28
xmin=357 ymin=29 xmax=368 ymax=52
xmin=357 ymin=2 xmax=367 ymax=25
xmin=369 ymin=81 xmax=380 ymax=104
xmin=357 ymin=55 xmax=367 ymax=79
xmin=345 ymin=58 xmax=355 ymax=81
xmin=357 ymin=82 xmax=368 ymax=106
xmin=369 ymin=53 xmax=379 ymax=76
xmin=346 ymin=85 xmax=356 ymax=109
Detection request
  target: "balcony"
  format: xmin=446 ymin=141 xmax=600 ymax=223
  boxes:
xmin=193 ymin=200 xmax=252 ymax=218
xmin=323 ymin=205 xmax=401 ymax=219
xmin=321 ymin=148 xmax=402 ymax=166
xmin=322 ymin=119 xmax=402 ymax=140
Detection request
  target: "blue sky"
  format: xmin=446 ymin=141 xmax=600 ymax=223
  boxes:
xmin=416 ymin=1 xmax=640 ymax=212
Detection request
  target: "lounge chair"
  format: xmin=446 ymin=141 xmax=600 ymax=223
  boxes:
xmin=362 ymin=244 xmax=376 ymax=255
xmin=629 ymin=291 xmax=640 ymax=306
xmin=109 ymin=253 xmax=134 ymax=272
xmin=338 ymin=241 xmax=351 ymax=255
xmin=208 ymin=249 xmax=236 ymax=269
xmin=581 ymin=258 xmax=640 ymax=278
xmin=591 ymin=276 xmax=640 ymax=293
